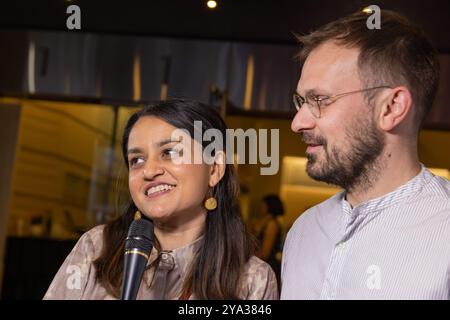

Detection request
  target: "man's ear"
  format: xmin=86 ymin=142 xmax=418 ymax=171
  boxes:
xmin=378 ymin=86 xmax=413 ymax=131
xmin=209 ymin=150 xmax=226 ymax=187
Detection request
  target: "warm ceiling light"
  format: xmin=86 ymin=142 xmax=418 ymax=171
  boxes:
xmin=207 ymin=0 xmax=217 ymax=9
xmin=362 ymin=7 xmax=373 ymax=14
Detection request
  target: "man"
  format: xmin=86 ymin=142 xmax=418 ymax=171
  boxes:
xmin=281 ymin=9 xmax=450 ymax=299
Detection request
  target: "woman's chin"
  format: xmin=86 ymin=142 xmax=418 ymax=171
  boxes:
xmin=140 ymin=209 xmax=174 ymax=223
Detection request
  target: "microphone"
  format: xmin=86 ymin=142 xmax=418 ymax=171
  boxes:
xmin=120 ymin=216 xmax=154 ymax=300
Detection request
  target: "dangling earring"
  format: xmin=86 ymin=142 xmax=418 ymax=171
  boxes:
xmin=204 ymin=197 xmax=217 ymax=211
xmin=204 ymin=187 xmax=217 ymax=211
xmin=134 ymin=210 xmax=142 ymax=220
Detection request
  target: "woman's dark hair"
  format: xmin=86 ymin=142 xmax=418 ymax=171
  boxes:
xmin=262 ymin=194 xmax=284 ymax=217
xmin=93 ymin=99 xmax=255 ymax=299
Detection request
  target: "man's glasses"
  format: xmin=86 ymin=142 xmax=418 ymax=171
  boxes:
xmin=293 ymin=86 xmax=392 ymax=118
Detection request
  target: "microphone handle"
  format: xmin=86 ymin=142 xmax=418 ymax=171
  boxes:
xmin=120 ymin=250 xmax=149 ymax=300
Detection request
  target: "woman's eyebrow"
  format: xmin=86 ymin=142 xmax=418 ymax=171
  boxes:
xmin=127 ymin=147 xmax=143 ymax=156
xmin=156 ymin=138 xmax=182 ymax=147
xmin=127 ymin=139 xmax=183 ymax=155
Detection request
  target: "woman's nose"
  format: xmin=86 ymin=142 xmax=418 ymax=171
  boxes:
xmin=142 ymin=160 xmax=164 ymax=179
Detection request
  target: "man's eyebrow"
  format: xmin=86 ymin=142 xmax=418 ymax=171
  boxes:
xmin=298 ymin=88 xmax=332 ymax=97
xmin=296 ymin=89 xmax=317 ymax=97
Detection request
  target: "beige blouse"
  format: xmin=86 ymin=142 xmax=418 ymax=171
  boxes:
xmin=43 ymin=225 xmax=279 ymax=300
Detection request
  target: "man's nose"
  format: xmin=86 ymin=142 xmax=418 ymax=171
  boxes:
xmin=291 ymin=104 xmax=316 ymax=133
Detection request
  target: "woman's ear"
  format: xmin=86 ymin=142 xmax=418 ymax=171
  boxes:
xmin=378 ymin=86 xmax=413 ymax=132
xmin=209 ymin=150 xmax=226 ymax=187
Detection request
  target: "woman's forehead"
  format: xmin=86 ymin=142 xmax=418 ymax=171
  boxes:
xmin=128 ymin=116 xmax=196 ymax=149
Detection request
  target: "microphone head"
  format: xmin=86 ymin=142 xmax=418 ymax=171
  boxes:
xmin=125 ymin=218 xmax=154 ymax=255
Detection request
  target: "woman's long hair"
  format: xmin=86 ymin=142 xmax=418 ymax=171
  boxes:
xmin=93 ymin=99 xmax=256 ymax=299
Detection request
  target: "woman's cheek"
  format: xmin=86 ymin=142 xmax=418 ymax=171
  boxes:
xmin=128 ymin=172 xmax=141 ymax=195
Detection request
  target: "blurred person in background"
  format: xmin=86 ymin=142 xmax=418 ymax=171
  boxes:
xmin=256 ymin=194 xmax=285 ymax=291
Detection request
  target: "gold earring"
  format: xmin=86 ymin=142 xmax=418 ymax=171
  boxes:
xmin=204 ymin=197 xmax=217 ymax=211
xmin=134 ymin=211 xmax=142 ymax=220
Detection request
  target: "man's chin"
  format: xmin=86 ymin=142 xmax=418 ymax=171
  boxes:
xmin=306 ymin=161 xmax=333 ymax=183
xmin=306 ymin=161 xmax=321 ymax=178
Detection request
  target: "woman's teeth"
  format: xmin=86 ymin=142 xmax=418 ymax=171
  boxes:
xmin=146 ymin=184 xmax=175 ymax=196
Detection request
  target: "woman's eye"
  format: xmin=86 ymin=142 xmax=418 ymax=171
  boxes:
xmin=129 ymin=157 xmax=144 ymax=167
xmin=163 ymin=148 xmax=182 ymax=158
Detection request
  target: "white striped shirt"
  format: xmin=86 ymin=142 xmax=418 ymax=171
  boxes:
xmin=281 ymin=165 xmax=450 ymax=299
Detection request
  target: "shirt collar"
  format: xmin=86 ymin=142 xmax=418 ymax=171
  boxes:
xmin=341 ymin=164 xmax=434 ymax=216
xmin=144 ymin=235 xmax=204 ymax=287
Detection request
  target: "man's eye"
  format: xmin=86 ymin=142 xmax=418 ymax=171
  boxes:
xmin=316 ymin=96 xmax=331 ymax=106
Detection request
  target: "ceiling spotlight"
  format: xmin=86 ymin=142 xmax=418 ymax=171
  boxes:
xmin=362 ymin=7 xmax=373 ymax=14
xmin=207 ymin=0 xmax=217 ymax=9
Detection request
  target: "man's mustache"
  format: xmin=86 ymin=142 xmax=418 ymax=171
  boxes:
xmin=301 ymin=132 xmax=327 ymax=146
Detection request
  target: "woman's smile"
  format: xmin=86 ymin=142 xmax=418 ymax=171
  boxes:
xmin=144 ymin=183 xmax=176 ymax=199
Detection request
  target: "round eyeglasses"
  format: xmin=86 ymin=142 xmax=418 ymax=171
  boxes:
xmin=293 ymin=86 xmax=392 ymax=118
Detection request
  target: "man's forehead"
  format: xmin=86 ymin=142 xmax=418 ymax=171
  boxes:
xmin=298 ymin=42 xmax=360 ymax=93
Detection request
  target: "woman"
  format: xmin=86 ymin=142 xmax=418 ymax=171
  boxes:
xmin=256 ymin=194 xmax=285 ymax=290
xmin=44 ymin=99 xmax=278 ymax=300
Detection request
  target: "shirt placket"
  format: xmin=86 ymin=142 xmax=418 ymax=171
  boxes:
xmin=320 ymin=206 xmax=358 ymax=300
xmin=149 ymin=251 xmax=175 ymax=299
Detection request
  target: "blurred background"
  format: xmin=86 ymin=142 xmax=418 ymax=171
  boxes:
xmin=0 ymin=0 xmax=449 ymax=299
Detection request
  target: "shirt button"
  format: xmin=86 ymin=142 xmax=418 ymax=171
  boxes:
xmin=337 ymin=241 xmax=346 ymax=248
xmin=161 ymin=253 xmax=168 ymax=260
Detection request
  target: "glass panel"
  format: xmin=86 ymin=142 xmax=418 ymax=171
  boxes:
xmin=7 ymin=99 xmax=115 ymax=239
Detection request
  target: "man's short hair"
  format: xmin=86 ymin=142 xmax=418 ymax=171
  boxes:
xmin=296 ymin=10 xmax=440 ymax=129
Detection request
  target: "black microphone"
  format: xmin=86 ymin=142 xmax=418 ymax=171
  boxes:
xmin=120 ymin=217 xmax=154 ymax=300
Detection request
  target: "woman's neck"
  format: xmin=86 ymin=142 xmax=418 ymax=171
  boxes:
xmin=153 ymin=214 xmax=206 ymax=251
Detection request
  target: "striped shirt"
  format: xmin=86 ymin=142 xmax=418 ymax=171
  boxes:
xmin=281 ymin=165 xmax=450 ymax=299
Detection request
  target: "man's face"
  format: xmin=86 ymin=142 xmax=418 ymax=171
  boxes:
xmin=291 ymin=42 xmax=385 ymax=191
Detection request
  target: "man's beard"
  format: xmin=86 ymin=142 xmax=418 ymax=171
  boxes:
xmin=302 ymin=114 xmax=385 ymax=192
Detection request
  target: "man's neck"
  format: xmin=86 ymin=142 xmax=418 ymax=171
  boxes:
xmin=346 ymin=151 xmax=421 ymax=208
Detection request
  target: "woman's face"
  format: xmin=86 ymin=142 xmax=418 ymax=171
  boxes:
xmin=126 ymin=116 xmax=223 ymax=228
